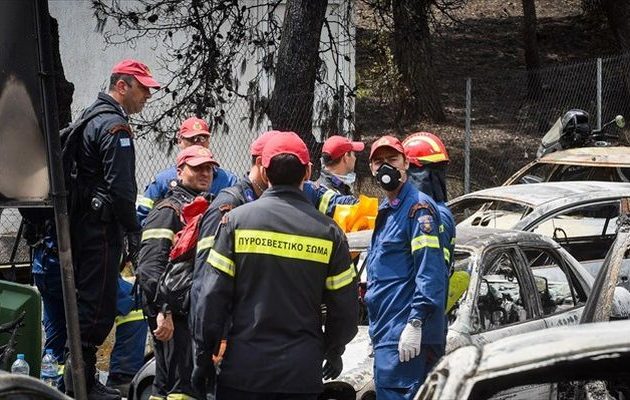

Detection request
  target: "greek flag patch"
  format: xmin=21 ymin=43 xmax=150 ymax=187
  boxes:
xmin=119 ymin=138 xmax=131 ymax=147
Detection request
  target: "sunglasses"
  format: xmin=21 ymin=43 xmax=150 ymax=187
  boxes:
xmin=183 ymin=135 xmax=210 ymax=144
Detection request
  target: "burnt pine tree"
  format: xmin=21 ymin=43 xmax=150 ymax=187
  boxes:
xmin=391 ymin=0 xmax=445 ymax=123
xmin=268 ymin=0 xmax=328 ymax=156
xmin=599 ymin=0 xmax=630 ymax=52
xmin=521 ymin=0 xmax=541 ymax=97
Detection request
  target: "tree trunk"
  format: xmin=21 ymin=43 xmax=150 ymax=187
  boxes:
xmin=269 ymin=0 xmax=328 ymax=159
xmin=521 ymin=0 xmax=541 ymax=97
xmin=392 ymin=0 xmax=445 ymax=123
xmin=600 ymin=0 xmax=630 ymax=52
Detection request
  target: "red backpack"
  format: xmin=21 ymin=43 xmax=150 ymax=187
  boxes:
xmin=157 ymin=195 xmax=210 ymax=315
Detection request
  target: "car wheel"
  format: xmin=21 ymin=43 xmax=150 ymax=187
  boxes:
xmin=138 ymin=379 xmax=153 ymax=400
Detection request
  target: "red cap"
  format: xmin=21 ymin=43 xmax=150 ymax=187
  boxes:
xmin=369 ymin=135 xmax=405 ymax=159
xmin=176 ymin=145 xmax=219 ymax=168
xmin=179 ymin=117 xmax=210 ymax=138
xmin=322 ymin=135 xmax=365 ymax=160
xmin=250 ymin=130 xmax=282 ymax=156
xmin=262 ymin=132 xmax=310 ymax=168
xmin=111 ymin=59 xmax=161 ymax=89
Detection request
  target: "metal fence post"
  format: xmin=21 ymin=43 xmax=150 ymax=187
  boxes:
xmin=465 ymin=78 xmax=472 ymax=194
xmin=338 ymin=86 xmax=345 ymax=135
xmin=597 ymin=58 xmax=602 ymax=130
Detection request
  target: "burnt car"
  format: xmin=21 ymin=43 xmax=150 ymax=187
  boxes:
xmin=325 ymin=227 xmax=630 ymax=399
xmin=504 ymin=146 xmax=630 ymax=185
xmin=450 ymin=181 xmax=630 ymax=289
xmin=414 ymin=319 xmax=630 ymax=400
xmin=416 ymin=215 xmax=630 ymax=400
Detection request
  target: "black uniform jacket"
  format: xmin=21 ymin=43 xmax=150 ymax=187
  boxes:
xmin=191 ymin=185 xmax=358 ymax=393
xmin=76 ymin=92 xmax=139 ymax=232
xmin=137 ymin=184 xmax=197 ymax=316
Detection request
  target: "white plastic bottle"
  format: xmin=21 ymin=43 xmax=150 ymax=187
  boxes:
xmin=11 ymin=354 xmax=30 ymax=375
xmin=40 ymin=349 xmax=58 ymax=387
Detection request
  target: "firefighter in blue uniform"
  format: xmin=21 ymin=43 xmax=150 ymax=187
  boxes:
xmin=66 ymin=59 xmax=160 ymax=400
xmin=136 ymin=117 xmax=237 ymax=226
xmin=365 ymin=136 xmax=448 ymax=400
xmin=402 ymin=132 xmax=455 ymax=271
xmin=191 ymin=132 xmax=358 ymax=399
xmin=318 ymin=135 xmax=365 ymax=195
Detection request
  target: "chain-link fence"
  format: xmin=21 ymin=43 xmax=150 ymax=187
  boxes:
xmin=457 ymin=53 xmax=630 ymax=191
xmin=3 ymin=54 xmax=630 ymax=268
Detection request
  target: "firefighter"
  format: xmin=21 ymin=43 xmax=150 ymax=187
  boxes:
xmin=318 ymin=135 xmax=365 ymax=195
xmin=402 ymin=132 xmax=455 ymax=271
xmin=194 ymin=131 xmax=359 ymax=275
xmin=136 ymin=117 xmax=238 ymax=225
xmin=137 ymin=145 xmax=218 ymax=399
xmin=190 ymin=132 xmax=358 ymax=400
xmin=66 ymin=59 xmax=160 ymax=400
xmin=365 ymin=136 xmax=448 ymax=400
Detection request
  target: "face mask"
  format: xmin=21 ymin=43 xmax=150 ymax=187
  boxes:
xmin=335 ymin=171 xmax=356 ymax=185
xmin=375 ymin=163 xmax=402 ymax=191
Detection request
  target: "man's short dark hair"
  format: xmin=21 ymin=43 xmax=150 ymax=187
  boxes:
xmin=266 ymin=154 xmax=306 ymax=186
xmin=321 ymin=152 xmax=343 ymax=167
xmin=108 ymin=73 xmax=135 ymax=91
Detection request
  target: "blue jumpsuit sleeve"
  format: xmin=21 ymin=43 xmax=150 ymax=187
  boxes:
xmin=99 ymin=125 xmax=140 ymax=232
xmin=136 ymin=174 xmax=170 ymax=226
xmin=303 ymin=181 xmax=358 ymax=217
xmin=408 ymin=206 xmax=447 ymax=323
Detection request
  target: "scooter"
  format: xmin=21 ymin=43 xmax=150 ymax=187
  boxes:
xmin=536 ymin=113 xmax=626 ymax=159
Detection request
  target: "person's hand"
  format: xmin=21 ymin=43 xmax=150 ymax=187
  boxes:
xmin=125 ymin=230 xmax=141 ymax=267
xmin=153 ymin=312 xmax=174 ymax=342
xmin=398 ymin=321 xmax=422 ymax=362
xmin=322 ymin=354 xmax=343 ymax=380
xmin=192 ymin=351 xmax=216 ymax=399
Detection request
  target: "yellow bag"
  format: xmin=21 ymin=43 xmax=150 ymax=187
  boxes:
xmin=333 ymin=195 xmax=378 ymax=233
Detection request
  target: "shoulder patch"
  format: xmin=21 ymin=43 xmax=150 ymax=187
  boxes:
xmin=109 ymin=123 xmax=133 ymax=138
xmin=408 ymin=202 xmax=434 ymax=219
xmin=119 ymin=137 xmax=131 ymax=147
xmin=169 ymin=180 xmax=177 ymax=188
xmin=418 ymin=214 xmax=434 ymax=234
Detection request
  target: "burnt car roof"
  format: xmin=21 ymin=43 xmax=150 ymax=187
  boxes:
xmin=474 ymin=319 xmax=630 ymax=375
xmin=346 ymin=227 xmax=558 ymax=253
xmin=449 ymin=181 xmax=630 ymax=208
xmin=538 ymin=146 xmax=630 ymax=167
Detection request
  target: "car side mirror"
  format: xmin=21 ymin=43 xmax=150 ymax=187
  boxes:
xmin=479 ymin=279 xmax=489 ymax=297
xmin=534 ymin=275 xmax=549 ymax=294
xmin=615 ymin=115 xmax=625 ymax=128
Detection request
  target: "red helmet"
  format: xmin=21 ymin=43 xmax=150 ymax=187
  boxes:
xmin=402 ymin=132 xmax=449 ymax=167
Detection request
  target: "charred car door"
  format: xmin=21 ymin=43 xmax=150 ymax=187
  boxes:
xmin=470 ymin=246 xmax=544 ymax=346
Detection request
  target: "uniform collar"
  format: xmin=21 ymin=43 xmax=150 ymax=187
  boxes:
xmin=174 ymin=182 xmax=202 ymax=199
xmin=240 ymin=176 xmax=259 ymax=202
xmin=320 ymin=169 xmax=347 ymax=191
xmin=261 ymin=184 xmax=309 ymax=203
xmin=378 ymin=180 xmax=413 ymax=211
xmin=97 ymin=92 xmax=128 ymax=118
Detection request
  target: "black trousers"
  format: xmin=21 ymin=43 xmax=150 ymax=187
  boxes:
xmin=70 ymin=212 xmax=122 ymax=389
xmin=148 ymin=314 xmax=194 ymax=398
xmin=216 ymin=385 xmax=318 ymax=400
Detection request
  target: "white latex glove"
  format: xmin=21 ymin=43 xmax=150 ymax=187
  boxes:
xmin=398 ymin=322 xmax=422 ymax=362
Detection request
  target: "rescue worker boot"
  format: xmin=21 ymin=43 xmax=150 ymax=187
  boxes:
xmin=90 ymin=380 xmax=121 ymax=400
